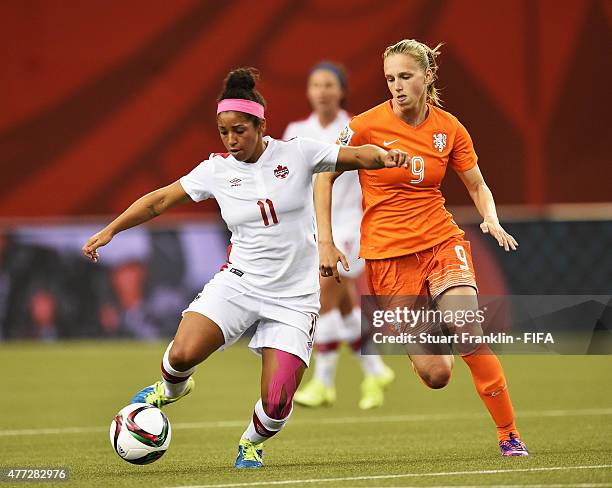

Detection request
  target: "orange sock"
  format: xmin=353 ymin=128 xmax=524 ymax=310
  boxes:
xmin=461 ymin=345 xmax=519 ymax=441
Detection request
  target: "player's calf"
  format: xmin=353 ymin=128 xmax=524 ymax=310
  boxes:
xmin=166 ymin=339 xmax=199 ymax=372
xmin=163 ymin=341 xmax=196 ymax=398
xmin=130 ymin=341 xmax=195 ymax=407
xmin=237 ymin=350 xmax=303 ymax=467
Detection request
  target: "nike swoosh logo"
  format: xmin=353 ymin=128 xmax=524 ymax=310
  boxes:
xmin=383 ymin=139 xmax=398 ymax=146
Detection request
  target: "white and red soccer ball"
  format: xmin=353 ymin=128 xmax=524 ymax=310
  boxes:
xmin=109 ymin=403 xmax=171 ymax=464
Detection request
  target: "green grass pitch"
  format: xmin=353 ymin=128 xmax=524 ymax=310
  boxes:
xmin=1 ymin=341 xmax=611 ymax=487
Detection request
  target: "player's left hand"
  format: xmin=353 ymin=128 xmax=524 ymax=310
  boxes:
xmin=318 ymin=241 xmax=349 ymax=283
xmin=82 ymin=229 xmax=113 ymax=262
xmin=384 ymin=149 xmax=410 ymax=169
xmin=480 ymin=220 xmax=518 ymax=251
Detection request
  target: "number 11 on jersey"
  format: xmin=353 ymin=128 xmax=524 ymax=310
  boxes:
xmin=257 ymin=199 xmax=279 ymax=226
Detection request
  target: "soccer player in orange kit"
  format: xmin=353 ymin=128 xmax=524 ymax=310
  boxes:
xmin=284 ymin=62 xmax=395 ymax=410
xmin=315 ymin=39 xmax=528 ymax=456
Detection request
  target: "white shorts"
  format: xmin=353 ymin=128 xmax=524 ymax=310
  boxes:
xmin=334 ymin=224 xmax=364 ymax=279
xmin=183 ymin=270 xmax=320 ymax=366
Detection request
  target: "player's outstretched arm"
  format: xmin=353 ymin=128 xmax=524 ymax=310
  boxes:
xmin=82 ymin=181 xmax=192 ymax=262
xmin=457 ymin=165 xmax=518 ymax=252
xmin=336 ymin=145 xmax=409 ymax=171
xmin=314 ymin=172 xmax=349 ymax=283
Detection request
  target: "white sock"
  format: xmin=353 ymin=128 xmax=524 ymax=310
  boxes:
xmin=242 ymin=399 xmax=291 ymax=444
xmin=313 ymin=350 xmax=340 ymax=387
xmin=357 ymin=353 xmax=386 ymax=377
xmin=312 ymin=310 xmax=343 ymax=387
xmin=342 ymin=308 xmax=363 ymax=344
xmin=161 ymin=341 xmax=195 ymax=397
xmin=343 ymin=308 xmax=387 ymax=377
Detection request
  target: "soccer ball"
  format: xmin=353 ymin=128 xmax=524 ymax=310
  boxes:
xmin=109 ymin=403 xmax=171 ymax=464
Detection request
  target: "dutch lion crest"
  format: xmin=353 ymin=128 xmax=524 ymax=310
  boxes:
xmin=432 ymin=132 xmax=447 ymax=152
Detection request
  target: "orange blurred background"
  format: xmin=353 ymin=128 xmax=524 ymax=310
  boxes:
xmin=2 ymin=0 xmax=610 ymax=219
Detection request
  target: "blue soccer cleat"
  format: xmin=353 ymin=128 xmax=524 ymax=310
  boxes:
xmin=499 ymin=432 xmax=529 ymax=456
xmin=234 ymin=438 xmax=264 ymax=468
xmin=129 ymin=378 xmax=194 ymax=408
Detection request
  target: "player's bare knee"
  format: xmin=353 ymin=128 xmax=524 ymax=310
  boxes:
xmin=421 ymin=367 xmax=452 ymax=389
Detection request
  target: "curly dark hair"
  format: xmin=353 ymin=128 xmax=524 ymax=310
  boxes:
xmin=218 ymin=67 xmax=267 ymax=126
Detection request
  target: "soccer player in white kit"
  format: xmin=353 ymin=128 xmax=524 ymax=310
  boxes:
xmin=82 ymin=68 xmax=408 ymax=469
xmin=283 ymin=62 xmax=395 ymax=410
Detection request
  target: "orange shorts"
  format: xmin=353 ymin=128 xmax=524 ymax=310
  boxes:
xmin=365 ymin=236 xmax=478 ymax=299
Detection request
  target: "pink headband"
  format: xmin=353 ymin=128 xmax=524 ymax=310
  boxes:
xmin=217 ymin=99 xmax=265 ymax=119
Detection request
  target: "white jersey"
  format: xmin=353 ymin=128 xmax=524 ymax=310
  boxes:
xmin=180 ymin=136 xmax=339 ymax=297
xmin=283 ymin=110 xmax=363 ymax=225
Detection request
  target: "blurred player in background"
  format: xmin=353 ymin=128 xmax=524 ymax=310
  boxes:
xmin=83 ymin=68 xmax=408 ymax=469
xmin=316 ymin=40 xmax=529 ymax=456
xmin=283 ymin=62 xmax=394 ymax=410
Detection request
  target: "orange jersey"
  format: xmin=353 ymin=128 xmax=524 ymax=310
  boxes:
xmin=339 ymin=101 xmax=477 ymax=259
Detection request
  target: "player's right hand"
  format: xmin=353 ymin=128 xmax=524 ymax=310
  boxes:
xmin=384 ymin=148 xmax=410 ymax=169
xmin=82 ymin=229 xmax=113 ymax=263
xmin=318 ymin=241 xmax=349 ymax=283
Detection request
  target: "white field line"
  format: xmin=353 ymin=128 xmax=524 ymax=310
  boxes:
xmin=167 ymin=465 xmax=612 ymax=488
xmin=350 ymin=485 xmax=612 ymax=488
xmin=1 ymin=407 xmax=611 ymax=437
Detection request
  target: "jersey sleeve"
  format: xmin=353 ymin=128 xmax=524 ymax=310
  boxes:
xmin=297 ymin=137 xmax=340 ymax=174
xmin=179 ymin=158 xmax=215 ymax=202
xmin=449 ymin=120 xmax=478 ymax=172
xmin=337 ymin=117 xmax=368 ymax=147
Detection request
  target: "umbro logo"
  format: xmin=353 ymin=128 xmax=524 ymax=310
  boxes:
xmin=383 ymin=139 xmax=399 ymax=147
xmin=230 ymin=178 xmax=242 ymax=187
xmin=274 ymin=165 xmax=289 ymax=179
